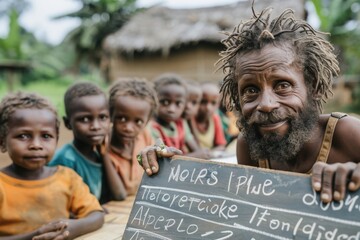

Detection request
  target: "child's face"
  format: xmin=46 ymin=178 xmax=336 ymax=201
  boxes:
xmin=5 ymin=108 xmax=58 ymax=170
xmin=111 ymin=95 xmax=151 ymax=143
xmin=157 ymin=84 xmax=186 ymax=123
xmin=198 ymin=84 xmax=220 ymax=120
xmin=182 ymin=87 xmax=202 ymax=120
xmin=65 ymin=95 xmax=110 ymax=147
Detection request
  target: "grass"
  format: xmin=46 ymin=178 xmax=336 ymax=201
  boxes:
xmin=0 ymin=78 xmax=71 ymax=117
xmin=0 ymin=73 xmax=108 ymax=117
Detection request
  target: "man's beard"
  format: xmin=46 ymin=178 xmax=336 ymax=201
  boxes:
xmin=240 ymin=102 xmax=319 ymax=165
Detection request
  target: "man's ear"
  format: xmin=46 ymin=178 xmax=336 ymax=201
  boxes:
xmin=63 ymin=116 xmax=72 ymax=130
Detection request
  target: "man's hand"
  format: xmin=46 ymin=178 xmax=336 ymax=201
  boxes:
xmin=137 ymin=139 xmax=182 ymax=176
xmin=312 ymin=162 xmax=360 ymax=203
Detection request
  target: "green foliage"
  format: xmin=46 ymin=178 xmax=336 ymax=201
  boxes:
xmin=59 ymin=0 xmax=142 ymax=69
xmin=312 ymin=0 xmax=356 ymax=32
xmin=0 ymin=9 xmax=23 ymax=60
xmin=310 ymin=0 xmax=360 ymax=74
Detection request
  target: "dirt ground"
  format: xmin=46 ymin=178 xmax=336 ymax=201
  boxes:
xmin=0 ymin=122 xmax=73 ymax=169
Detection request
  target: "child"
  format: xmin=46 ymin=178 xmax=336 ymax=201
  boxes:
xmin=151 ymin=73 xmax=202 ymax=155
xmin=49 ymin=82 xmax=126 ymax=203
xmin=108 ymin=78 xmax=157 ymax=196
xmin=190 ymin=82 xmax=227 ymax=151
xmin=0 ymin=92 xmax=104 ymax=239
xmin=182 ymin=81 xmax=202 ymax=124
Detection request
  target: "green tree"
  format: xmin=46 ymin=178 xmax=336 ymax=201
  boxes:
xmin=57 ymin=0 xmax=142 ymax=73
xmin=310 ymin=0 xmax=360 ymax=74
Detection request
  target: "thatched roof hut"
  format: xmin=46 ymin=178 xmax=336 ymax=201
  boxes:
xmin=102 ymin=0 xmax=305 ymax=82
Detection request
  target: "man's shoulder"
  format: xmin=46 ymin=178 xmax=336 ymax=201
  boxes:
xmin=320 ymin=112 xmax=360 ymax=131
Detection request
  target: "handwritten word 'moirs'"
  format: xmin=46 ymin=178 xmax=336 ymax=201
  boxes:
xmin=168 ymin=165 xmax=218 ymax=186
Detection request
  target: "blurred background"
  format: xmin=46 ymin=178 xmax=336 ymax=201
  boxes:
xmin=0 ymin=0 xmax=359 ymax=116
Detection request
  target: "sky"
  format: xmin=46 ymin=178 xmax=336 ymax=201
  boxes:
xmin=0 ymin=0 xmax=244 ymax=45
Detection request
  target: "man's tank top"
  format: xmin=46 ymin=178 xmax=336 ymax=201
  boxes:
xmin=258 ymin=112 xmax=348 ymax=173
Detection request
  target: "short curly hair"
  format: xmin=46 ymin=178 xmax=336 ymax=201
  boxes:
xmin=0 ymin=92 xmax=60 ymax=152
xmin=153 ymin=73 xmax=187 ymax=93
xmin=109 ymin=78 xmax=158 ymax=118
xmin=64 ymin=82 xmax=105 ymax=117
xmin=217 ymin=7 xmax=339 ymax=113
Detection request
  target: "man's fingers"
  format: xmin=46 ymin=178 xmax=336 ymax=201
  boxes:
xmin=312 ymin=162 xmax=335 ymax=203
xmin=333 ymin=164 xmax=349 ymax=201
xmin=138 ymin=146 xmax=158 ymax=176
xmin=321 ymin=165 xmax=335 ymax=203
xmin=348 ymin=163 xmax=360 ymax=191
xmin=138 ymin=139 xmax=183 ymax=176
xmin=311 ymin=162 xmax=325 ymax=191
xmin=163 ymin=146 xmax=182 ymax=157
xmin=146 ymin=146 xmax=160 ymax=175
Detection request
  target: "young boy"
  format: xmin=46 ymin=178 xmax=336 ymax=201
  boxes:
xmin=49 ymin=82 xmax=126 ymax=203
xmin=108 ymin=78 xmax=157 ymax=195
xmin=0 ymin=92 xmax=104 ymax=239
xmin=151 ymin=73 xmax=201 ymax=154
xmin=182 ymin=81 xmax=202 ymax=123
xmin=190 ymin=82 xmax=227 ymax=151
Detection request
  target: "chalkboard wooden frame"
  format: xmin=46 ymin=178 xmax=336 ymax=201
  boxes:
xmin=123 ymin=156 xmax=360 ymax=240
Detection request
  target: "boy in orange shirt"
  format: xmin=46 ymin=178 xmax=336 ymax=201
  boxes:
xmin=0 ymin=92 xmax=104 ymax=239
xmin=108 ymin=78 xmax=157 ymax=196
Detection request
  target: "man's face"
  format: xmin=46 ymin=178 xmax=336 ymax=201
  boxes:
xmin=236 ymin=44 xmax=318 ymax=163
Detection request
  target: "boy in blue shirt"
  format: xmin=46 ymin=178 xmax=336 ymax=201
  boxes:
xmin=49 ymin=82 xmax=126 ymax=203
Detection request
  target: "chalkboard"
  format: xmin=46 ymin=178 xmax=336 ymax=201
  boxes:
xmin=123 ymin=156 xmax=360 ymax=240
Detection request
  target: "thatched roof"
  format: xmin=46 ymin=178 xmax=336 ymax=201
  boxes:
xmin=104 ymin=0 xmax=305 ymax=56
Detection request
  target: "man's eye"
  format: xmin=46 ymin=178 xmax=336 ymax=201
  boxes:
xmin=275 ymin=82 xmax=291 ymax=91
xmin=243 ymin=86 xmax=259 ymax=95
xmin=118 ymin=117 xmax=126 ymax=122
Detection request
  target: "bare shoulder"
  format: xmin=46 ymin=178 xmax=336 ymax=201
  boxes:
xmin=334 ymin=113 xmax=360 ymax=138
xmin=328 ymin=113 xmax=360 ymax=163
xmin=236 ymin=134 xmax=257 ymax=166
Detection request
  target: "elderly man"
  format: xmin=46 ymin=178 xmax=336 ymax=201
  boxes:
xmin=139 ymin=7 xmax=360 ymax=203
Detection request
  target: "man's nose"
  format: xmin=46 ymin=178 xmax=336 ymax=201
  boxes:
xmin=256 ymin=90 xmax=279 ymax=113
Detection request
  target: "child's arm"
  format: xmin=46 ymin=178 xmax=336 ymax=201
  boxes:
xmin=57 ymin=211 xmax=104 ymax=239
xmin=102 ymin=153 xmax=127 ymax=201
xmin=0 ymin=211 xmax=104 ymax=240
xmin=0 ymin=221 xmax=69 ymax=240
